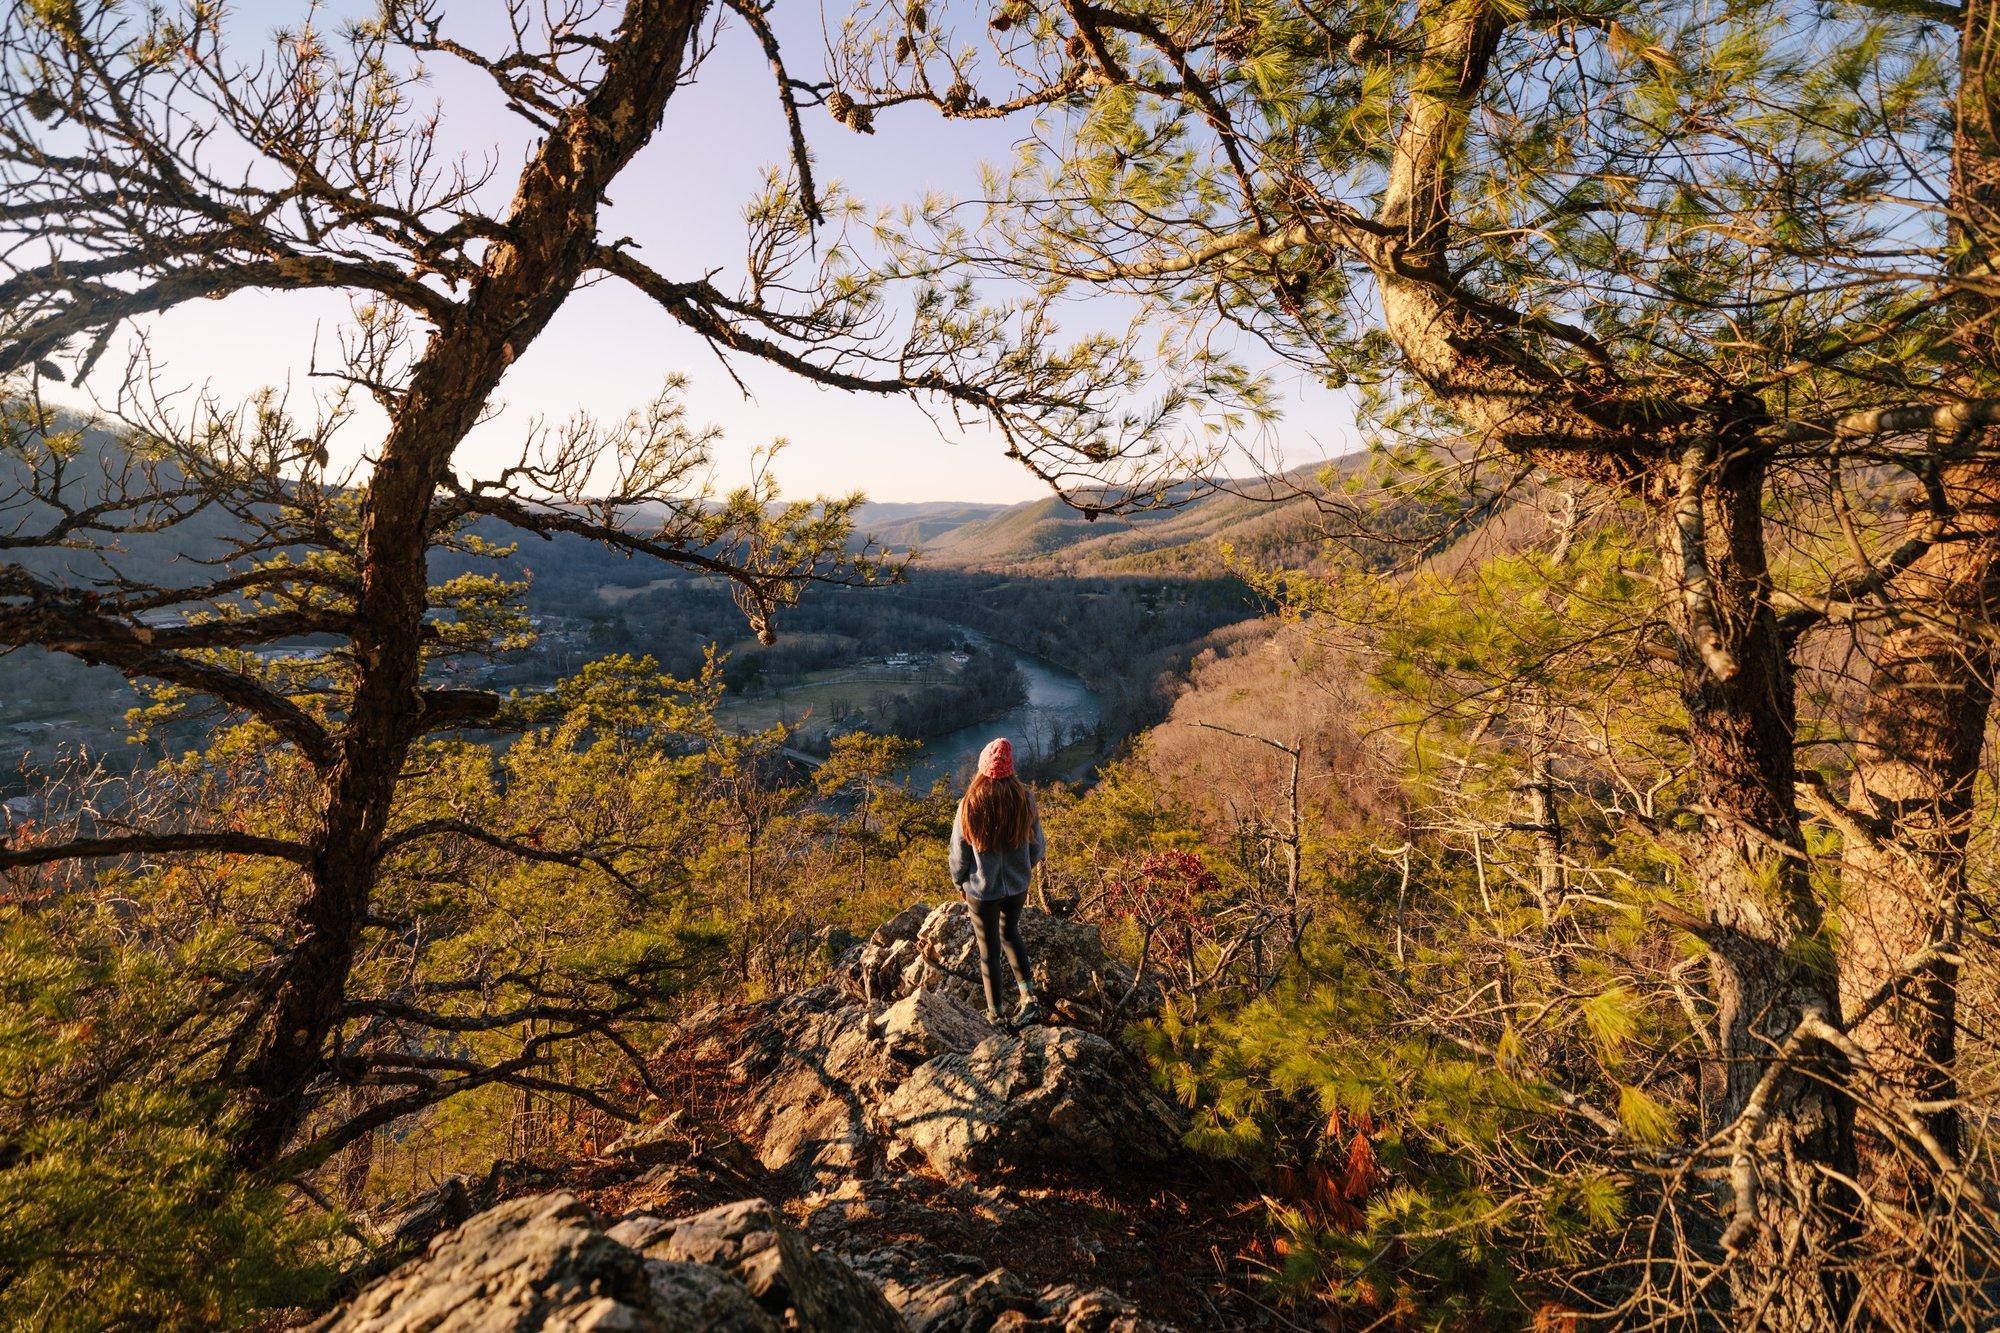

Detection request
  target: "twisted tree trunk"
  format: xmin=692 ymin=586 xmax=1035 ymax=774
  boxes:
xmin=1661 ymin=451 xmax=1857 ymax=1319
xmin=230 ymin=0 xmax=709 ymax=1170
xmin=1363 ymin=0 xmax=1858 ymax=1313
xmin=1833 ymin=2 xmax=2000 ymax=1306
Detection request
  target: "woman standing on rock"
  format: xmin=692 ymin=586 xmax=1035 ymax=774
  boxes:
xmin=949 ymin=738 xmax=1045 ymax=1029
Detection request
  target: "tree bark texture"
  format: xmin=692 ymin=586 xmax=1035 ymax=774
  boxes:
xmin=230 ymin=0 xmax=709 ymax=1169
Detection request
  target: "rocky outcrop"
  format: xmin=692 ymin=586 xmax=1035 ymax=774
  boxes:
xmin=609 ymin=1198 xmax=901 ymax=1332
xmin=868 ymin=1257 xmax=1156 ymax=1333
xmin=318 ymin=1193 xmax=661 ymax=1332
xmin=324 ymin=1193 xmax=890 ymax=1333
xmin=324 ymin=1190 xmax=1172 ymax=1333
xmin=637 ymin=1261 xmax=779 ymax=1333
xmin=685 ymin=903 xmax=1182 ymax=1189
xmin=704 ymin=989 xmax=905 ymax=1184
xmin=322 ymin=904 xmax=1205 ymax=1331
xmin=880 ymin=1026 xmax=1184 ymax=1179
xmin=679 ymin=982 xmax=1000 ymax=1186
xmin=838 ymin=901 xmax=1157 ymax=1023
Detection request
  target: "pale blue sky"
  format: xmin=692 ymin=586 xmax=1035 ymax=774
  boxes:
xmin=59 ymin=1 xmax=1354 ymax=505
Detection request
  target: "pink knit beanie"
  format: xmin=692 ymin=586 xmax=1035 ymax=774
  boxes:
xmin=977 ymin=737 xmax=1015 ymax=780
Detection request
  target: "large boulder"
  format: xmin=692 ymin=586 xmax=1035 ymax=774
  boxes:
xmin=317 ymin=1193 xmax=659 ymax=1333
xmin=677 ymin=906 xmax=1182 ymax=1191
xmin=884 ymin=1267 xmax=1043 ymax=1332
xmin=719 ymin=989 xmax=894 ymax=1184
xmin=687 ymin=985 xmax=995 ymax=1186
xmin=840 ymin=902 xmax=1155 ymax=1021
xmin=874 ymin=987 xmax=997 ymax=1064
xmin=879 ymin=1027 xmax=1185 ymax=1180
xmin=841 ymin=902 xmax=934 ymax=1001
xmin=638 ymin=1261 xmax=779 ymax=1333
xmin=325 ymin=1193 xmax=904 ymax=1333
xmin=611 ymin=1198 xmax=903 ymax=1332
xmin=1021 ymin=1284 xmax=1158 ymax=1332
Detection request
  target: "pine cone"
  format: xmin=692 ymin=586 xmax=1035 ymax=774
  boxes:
xmin=1065 ymin=32 xmax=1088 ymax=59
xmin=826 ymin=89 xmax=854 ymax=122
xmin=24 ymin=86 xmax=59 ymax=123
xmin=907 ymin=1 xmax=928 ymax=32
xmin=945 ymin=79 xmax=973 ymax=111
xmin=1346 ymin=31 xmax=1380 ymax=62
xmin=1273 ymin=277 xmax=1304 ymax=318
xmin=894 ymin=34 xmax=914 ymax=61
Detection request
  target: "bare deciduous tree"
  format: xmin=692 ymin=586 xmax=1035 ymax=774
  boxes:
xmin=0 ymin=0 xmax=1230 ymax=1170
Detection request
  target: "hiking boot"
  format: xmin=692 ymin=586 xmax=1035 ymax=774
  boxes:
xmin=1012 ymin=996 xmax=1043 ymax=1030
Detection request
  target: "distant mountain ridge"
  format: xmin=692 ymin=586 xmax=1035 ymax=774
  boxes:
xmin=848 ymin=500 xmax=1013 ymax=550
xmin=869 ymin=460 xmax=1366 ymax=574
xmin=4 ymin=411 xmax=1368 ymax=584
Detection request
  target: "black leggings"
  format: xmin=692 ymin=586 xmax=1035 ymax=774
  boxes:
xmin=968 ymin=892 xmax=1032 ymax=1014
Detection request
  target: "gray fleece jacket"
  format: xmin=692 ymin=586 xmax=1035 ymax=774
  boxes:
xmin=948 ymin=799 xmax=1045 ymax=901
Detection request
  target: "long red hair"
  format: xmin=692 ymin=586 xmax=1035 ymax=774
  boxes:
xmin=959 ymin=773 xmax=1034 ymax=852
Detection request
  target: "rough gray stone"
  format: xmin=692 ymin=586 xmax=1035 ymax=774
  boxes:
xmin=872 ymin=988 xmax=995 ymax=1065
xmin=1031 ymin=1283 xmax=1157 ymax=1332
xmin=382 ymin=1173 xmax=474 ymax=1250
xmin=602 ymin=1112 xmax=689 ymax=1164
xmin=841 ymin=902 xmax=1156 ymax=1020
xmin=866 ymin=1253 xmax=1171 ymax=1333
xmin=720 ymin=988 xmax=898 ymax=1184
xmin=326 ymin=1194 xmax=906 ymax=1333
xmin=641 ymin=1259 xmax=780 ymax=1332
xmin=320 ymin=893 xmax=1202 ymax=1332
xmin=880 ymin=1027 xmax=1185 ymax=1179
xmin=886 ymin=1267 xmax=1042 ymax=1333
xmin=640 ymin=1198 xmax=904 ymax=1333
xmin=318 ymin=1193 xmax=656 ymax=1333
xmin=678 ymin=911 xmax=1181 ymax=1191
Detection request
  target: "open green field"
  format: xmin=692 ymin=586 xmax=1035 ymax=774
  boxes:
xmin=594 ymin=577 xmax=680 ymax=606
xmin=717 ymin=658 xmax=960 ymax=735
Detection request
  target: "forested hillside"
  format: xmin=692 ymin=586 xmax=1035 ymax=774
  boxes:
xmin=895 ymin=468 xmax=1333 ymax=572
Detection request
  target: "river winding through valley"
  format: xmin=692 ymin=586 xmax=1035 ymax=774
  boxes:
xmin=902 ymin=629 xmax=1103 ymax=788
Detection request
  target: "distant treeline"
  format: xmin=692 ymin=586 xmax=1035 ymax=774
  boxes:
xmin=866 ymin=644 xmax=1024 ymax=742
xmin=445 ymin=549 xmax=1262 ymax=753
xmin=861 ymin=571 xmax=1262 ymax=738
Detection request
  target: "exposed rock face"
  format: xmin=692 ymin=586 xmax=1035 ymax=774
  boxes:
xmin=840 ymin=901 xmax=1156 ymax=1022
xmin=1032 ymin=1284 xmax=1158 ymax=1332
xmin=841 ymin=1229 xmax=1163 ymax=1333
xmin=880 ymin=1267 xmax=1154 ymax=1333
xmin=326 ymin=1190 xmax=1171 ymax=1333
xmin=638 ymin=1260 xmax=779 ymax=1333
xmin=684 ymin=905 xmax=1181 ymax=1189
xmin=318 ymin=1193 xmax=659 ymax=1333
xmin=677 ymin=983 xmax=999 ymax=1186
xmin=880 ymin=1026 xmax=1184 ymax=1179
xmin=324 ymin=904 xmax=1198 ymax=1331
xmin=612 ymin=1198 xmax=902 ymax=1332
xmin=707 ymin=988 xmax=899 ymax=1184
xmin=327 ymin=1194 xmax=890 ymax=1333
xmin=877 ymin=987 xmax=995 ymax=1064
xmin=884 ymin=1267 xmax=1044 ymax=1333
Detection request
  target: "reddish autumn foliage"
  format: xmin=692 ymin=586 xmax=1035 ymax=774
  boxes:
xmin=1100 ymin=850 xmax=1223 ymax=972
